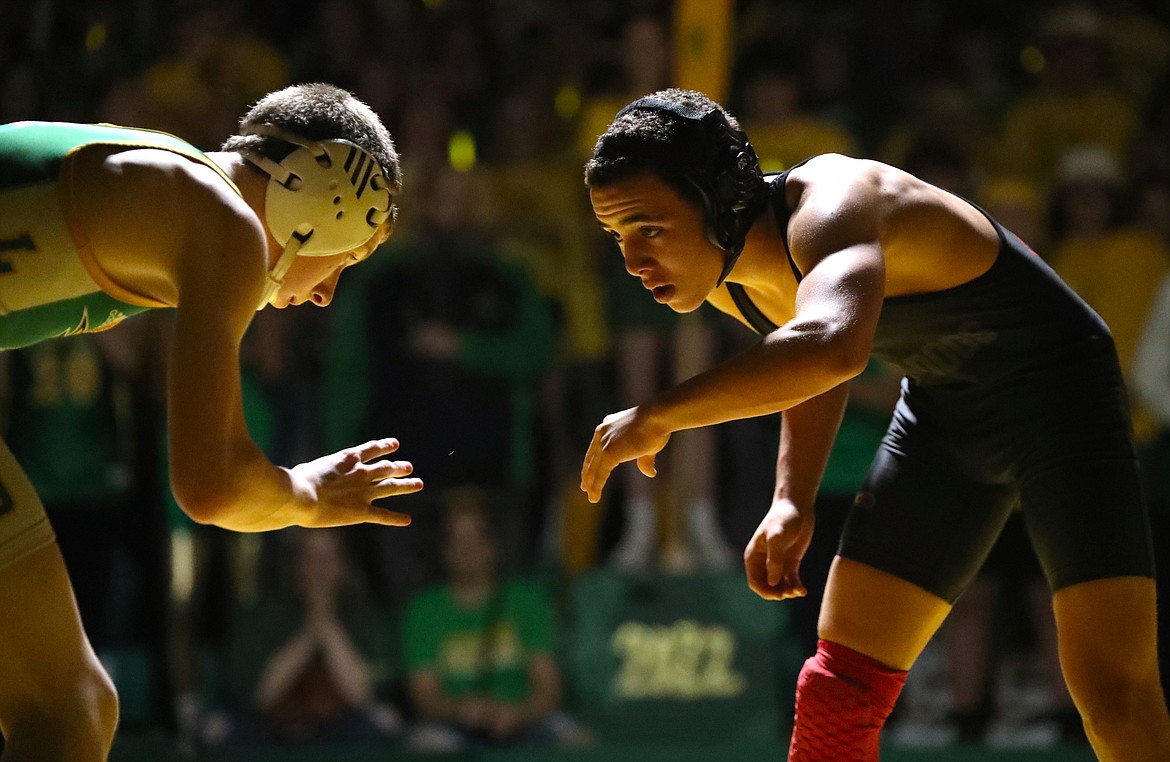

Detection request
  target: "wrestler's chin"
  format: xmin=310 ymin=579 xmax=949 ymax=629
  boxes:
xmin=659 ymin=288 xmax=706 ymax=314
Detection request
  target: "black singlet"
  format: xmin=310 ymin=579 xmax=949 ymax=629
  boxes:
xmin=723 ymin=166 xmax=1153 ymax=601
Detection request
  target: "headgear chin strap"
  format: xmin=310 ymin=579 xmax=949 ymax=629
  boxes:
xmin=615 ymin=96 xmax=767 ymax=285
xmin=241 ymin=123 xmax=396 ymax=309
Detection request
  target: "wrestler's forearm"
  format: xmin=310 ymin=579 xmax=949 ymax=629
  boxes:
xmin=774 ymin=383 xmax=851 ymax=508
xmin=644 ymin=321 xmax=865 ymax=435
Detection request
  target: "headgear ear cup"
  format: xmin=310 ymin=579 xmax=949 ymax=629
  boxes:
xmin=240 ymin=123 xmax=396 ymax=308
xmin=614 ymin=96 xmax=766 ymax=284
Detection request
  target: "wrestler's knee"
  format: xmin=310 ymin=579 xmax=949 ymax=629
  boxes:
xmin=84 ymin=662 xmax=120 ymax=746
xmin=789 ymin=640 xmax=910 ymax=761
xmin=3 ymin=661 xmax=119 ymax=761
xmin=1066 ymin=661 xmax=1163 ymax=736
xmin=796 ymin=640 xmax=907 ymax=717
xmin=796 ymin=649 xmax=878 ymax=726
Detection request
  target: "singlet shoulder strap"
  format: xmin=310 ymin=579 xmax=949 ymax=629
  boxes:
xmin=726 ymin=282 xmax=778 ymax=334
xmin=724 ymin=158 xmax=817 ymax=335
xmin=768 ymin=159 xmax=812 ymax=285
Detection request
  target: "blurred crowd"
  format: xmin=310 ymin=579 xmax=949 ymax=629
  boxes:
xmin=3 ymin=0 xmax=1170 ymax=754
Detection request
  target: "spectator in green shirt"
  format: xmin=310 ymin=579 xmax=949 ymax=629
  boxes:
xmin=402 ymin=486 xmax=590 ymax=751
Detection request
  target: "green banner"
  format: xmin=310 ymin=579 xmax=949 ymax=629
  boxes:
xmin=565 ymin=570 xmax=801 ymax=747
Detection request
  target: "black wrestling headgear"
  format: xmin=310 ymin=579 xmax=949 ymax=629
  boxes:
xmin=615 ymin=96 xmax=768 ymax=284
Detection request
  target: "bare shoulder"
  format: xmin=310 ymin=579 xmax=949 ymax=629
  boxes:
xmin=787 ymin=154 xmax=909 ymax=217
xmin=73 ymin=146 xmax=267 ymax=312
xmin=782 ymin=155 xmax=888 ymax=269
xmin=79 ymin=146 xmax=235 ymax=203
xmin=788 ymin=155 xmax=998 ymax=294
xmin=90 ymin=147 xmax=259 ymax=238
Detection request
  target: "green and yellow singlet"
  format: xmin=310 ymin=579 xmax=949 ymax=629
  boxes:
xmin=0 ymin=121 xmax=238 ymax=349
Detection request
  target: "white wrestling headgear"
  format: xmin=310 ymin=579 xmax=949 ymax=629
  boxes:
xmin=241 ymin=123 xmax=396 ymax=309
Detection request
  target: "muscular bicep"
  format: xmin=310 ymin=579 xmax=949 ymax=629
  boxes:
xmin=792 ymin=244 xmax=884 ymax=347
xmin=785 ymin=188 xmax=887 ymax=371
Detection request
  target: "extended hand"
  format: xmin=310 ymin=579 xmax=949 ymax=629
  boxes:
xmin=290 ymin=438 xmax=422 ymax=527
xmin=580 ymin=407 xmax=670 ymax=504
xmin=744 ymin=499 xmax=813 ymax=601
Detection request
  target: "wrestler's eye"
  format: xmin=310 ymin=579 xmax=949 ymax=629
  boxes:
xmin=605 ymin=229 xmax=621 ymax=243
xmin=640 ymin=226 xmax=662 ymax=239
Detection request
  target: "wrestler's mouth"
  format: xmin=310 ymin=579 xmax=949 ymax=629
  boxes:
xmin=649 ymin=284 xmax=675 ymax=302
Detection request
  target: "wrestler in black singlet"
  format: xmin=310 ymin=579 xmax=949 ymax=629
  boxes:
xmin=727 ymin=167 xmax=1154 ymax=603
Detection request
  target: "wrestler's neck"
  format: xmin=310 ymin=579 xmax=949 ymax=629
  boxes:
xmin=206 ymin=151 xmax=264 ymax=200
xmin=723 ymin=196 xmax=796 ymax=293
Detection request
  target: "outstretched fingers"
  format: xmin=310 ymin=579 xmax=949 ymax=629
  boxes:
xmin=305 ymin=498 xmax=414 ymax=528
xmin=580 ymin=435 xmax=615 ymax=504
xmin=327 ymin=475 xmax=421 ymax=527
xmin=363 ymin=459 xmax=415 ymax=481
xmin=371 ymin=477 xmax=424 ymax=500
xmin=351 ymin=438 xmax=422 ymax=496
xmin=348 ymin=439 xmax=423 ymax=520
xmin=363 ymin=504 xmax=414 ymax=527
xmin=352 ymin=438 xmax=401 ymax=463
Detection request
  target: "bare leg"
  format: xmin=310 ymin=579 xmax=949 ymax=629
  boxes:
xmin=0 ymin=543 xmax=118 ymax=762
xmin=819 ymin=556 xmax=952 ymax=671
xmin=788 ymin=557 xmax=952 ymax=761
xmin=1052 ymin=576 xmax=1170 ymax=761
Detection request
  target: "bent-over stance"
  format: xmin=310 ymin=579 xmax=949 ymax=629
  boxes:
xmin=580 ymin=88 xmax=1170 ymax=762
xmin=0 ymin=84 xmax=422 ymax=761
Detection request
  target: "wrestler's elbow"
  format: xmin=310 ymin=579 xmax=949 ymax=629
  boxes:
xmin=170 ymin=473 xmax=236 ymax=526
xmin=820 ymin=324 xmax=871 ymax=382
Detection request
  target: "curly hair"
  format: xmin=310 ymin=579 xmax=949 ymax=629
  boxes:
xmin=222 ymin=83 xmax=402 ymax=194
xmin=584 ymin=88 xmax=744 ymax=208
xmin=585 ymin=88 xmax=767 ymax=279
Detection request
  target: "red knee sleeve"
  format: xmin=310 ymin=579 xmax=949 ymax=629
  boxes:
xmin=788 ymin=639 xmax=909 ymax=762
